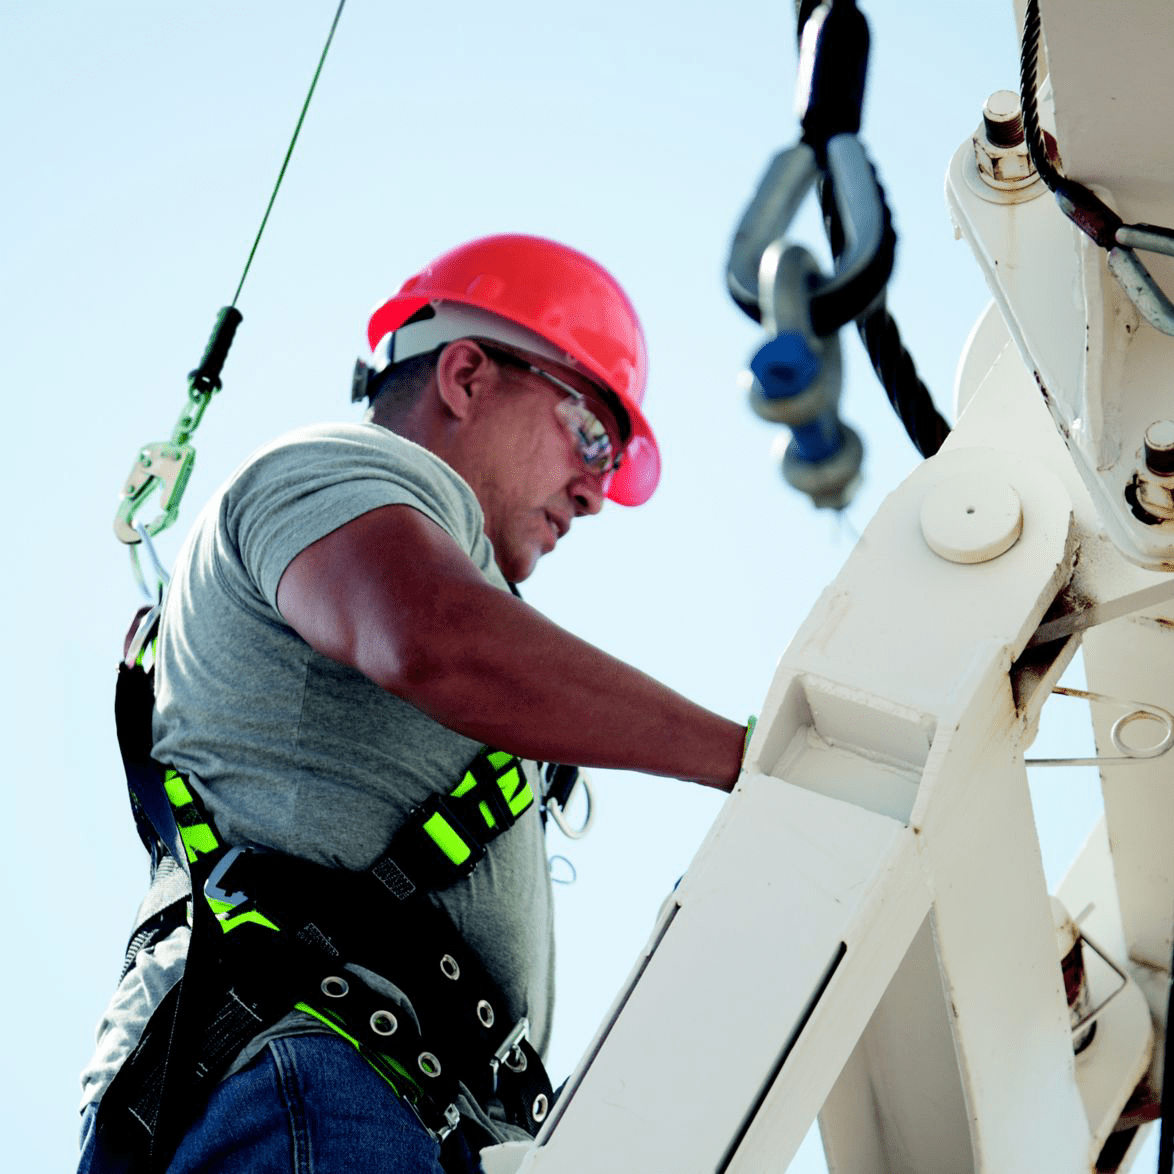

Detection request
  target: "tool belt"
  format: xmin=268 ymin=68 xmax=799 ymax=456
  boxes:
xmin=96 ymin=639 xmax=555 ymax=1172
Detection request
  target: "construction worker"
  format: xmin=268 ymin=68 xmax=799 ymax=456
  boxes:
xmin=79 ymin=234 xmax=748 ymax=1173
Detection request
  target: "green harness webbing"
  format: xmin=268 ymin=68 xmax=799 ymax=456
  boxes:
xmin=97 ymin=642 xmax=553 ymax=1172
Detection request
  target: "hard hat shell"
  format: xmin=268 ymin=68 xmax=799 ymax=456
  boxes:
xmin=367 ymin=234 xmax=660 ymax=506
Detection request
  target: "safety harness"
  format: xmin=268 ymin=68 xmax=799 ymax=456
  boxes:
xmin=94 ymin=611 xmax=557 ymax=1172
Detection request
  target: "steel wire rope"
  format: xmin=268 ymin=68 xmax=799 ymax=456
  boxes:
xmin=1020 ymin=0 xmax=1174 ymax=250
xmin=1018 ymin=0 xmax=1063 ymax=195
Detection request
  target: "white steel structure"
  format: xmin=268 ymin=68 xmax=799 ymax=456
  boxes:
xmin=486 ymin=1 xmax=1174 ymax=1169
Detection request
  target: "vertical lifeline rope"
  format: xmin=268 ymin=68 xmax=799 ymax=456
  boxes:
xmin=231 ymin=0 xmax=347 ymax=308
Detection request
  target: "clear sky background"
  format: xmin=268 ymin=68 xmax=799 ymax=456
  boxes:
xmin=4 ymin=1 xmax=1150 ymax=1169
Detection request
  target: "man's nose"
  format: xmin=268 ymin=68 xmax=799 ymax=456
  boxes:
xmin=570 ymin=472 xmax=606 ymax=517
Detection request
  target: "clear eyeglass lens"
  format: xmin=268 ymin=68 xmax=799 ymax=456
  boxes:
xmin=555 ymin=396 xmax=621 ymax=477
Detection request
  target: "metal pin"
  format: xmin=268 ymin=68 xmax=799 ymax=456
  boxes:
xmin=1027 ymin=686 xmax=1174 ymax=767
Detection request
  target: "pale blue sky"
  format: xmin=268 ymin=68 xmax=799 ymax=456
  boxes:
xmin=4 ymin=1 xmax=1138 ymax=1168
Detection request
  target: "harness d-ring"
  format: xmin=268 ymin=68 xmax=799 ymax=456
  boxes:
xmin=545 ymin=772 xmax=594 ymax=840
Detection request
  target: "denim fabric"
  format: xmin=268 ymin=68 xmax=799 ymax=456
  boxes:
xmin=79 ymin=1034 xmax=476 ymax=1173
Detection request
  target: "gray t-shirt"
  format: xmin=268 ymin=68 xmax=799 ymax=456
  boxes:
xmin=82 ymin=423 xmax=555 ymax=1138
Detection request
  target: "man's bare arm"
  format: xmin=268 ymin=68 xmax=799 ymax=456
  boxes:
xmin=276 ymin=505 xmax=745 ymax=790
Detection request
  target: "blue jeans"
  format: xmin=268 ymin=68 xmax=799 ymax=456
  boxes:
xmin=80 ymin=1034 xmax=478 ymax=1173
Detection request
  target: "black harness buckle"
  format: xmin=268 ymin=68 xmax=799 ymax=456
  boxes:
xmin=394 ymin=793 xmax=487 ymax=889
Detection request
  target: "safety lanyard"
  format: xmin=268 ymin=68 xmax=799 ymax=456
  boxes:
xmin=113 ymin=1 xmax=348 ymax=601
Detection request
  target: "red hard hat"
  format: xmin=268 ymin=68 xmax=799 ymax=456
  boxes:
xmin=366 ymin=234 xmax=660 ymax=506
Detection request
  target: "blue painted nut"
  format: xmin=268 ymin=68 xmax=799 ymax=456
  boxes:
xmin=749 ymin=332 xmax=821 ymax=400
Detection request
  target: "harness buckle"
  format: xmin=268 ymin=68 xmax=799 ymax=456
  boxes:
xmin=203 ymin=844 xmax=276 ymax=911
xmin=437 ymin=1103 xmax=461 ymax=1141
xmin=489 ymin=1016 xmax=530 ymax=1094
xmin=405 ymin=793 xmax=487 ymax=885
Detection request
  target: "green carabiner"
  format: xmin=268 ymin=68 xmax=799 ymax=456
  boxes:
xmin=113 ymin=307 xmax=242 ymax=546
xmin=113 ymin=440 xmax=197 ymax=545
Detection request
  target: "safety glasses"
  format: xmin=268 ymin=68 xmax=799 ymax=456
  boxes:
xmin=477 ymin=342 xmax=624 ymax=479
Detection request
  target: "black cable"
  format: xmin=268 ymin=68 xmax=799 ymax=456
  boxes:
xmin=798 ymin=0 xmax=951 ymax=460
xmin=856 ymin=308 xmax=950 ymax=457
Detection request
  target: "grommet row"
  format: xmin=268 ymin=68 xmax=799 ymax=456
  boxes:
xmin=317 ymin=969 xmax=534 ymax=1112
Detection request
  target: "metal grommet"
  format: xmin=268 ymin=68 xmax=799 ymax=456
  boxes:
xmin=418 ymin=1051 xmax=442 ymax=1078
xmin=369 ymin=1010 xmax=398 ymax=1037
xmin=532 ymin=1093 xmax=549 ymax=1123
xmin=476 ymin=999 xmax=495 ymax=1029
xmin=505 ymin=1047 xmax=528 ymax=1074
xmin=320 ymin=975 xmax=349 ymax=999
xmin=440 ymin=954 xmax=460 ymax=980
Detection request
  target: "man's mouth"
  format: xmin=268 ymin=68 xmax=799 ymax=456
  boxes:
xmin=545 ymin=512 xmax=569 ymax=542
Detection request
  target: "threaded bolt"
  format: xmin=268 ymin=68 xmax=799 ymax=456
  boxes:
xmin=1144 ymin=420 xmax=1174 ymax=476
xmin=983 ymin=89 xmax=1025 ymax=148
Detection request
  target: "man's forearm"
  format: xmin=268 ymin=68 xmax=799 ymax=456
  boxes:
xmin=391 ymin=582 xmax=746 ymax=789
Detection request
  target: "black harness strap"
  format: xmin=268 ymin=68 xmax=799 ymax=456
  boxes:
xmin=119 ymin=856 xmax=187 ymax=982
xmin=114 ymin=661 xmax=187 ymax=872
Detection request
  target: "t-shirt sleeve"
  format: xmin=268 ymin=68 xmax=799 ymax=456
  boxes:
xmin=220 ymin=426 xmax=488 ymax=610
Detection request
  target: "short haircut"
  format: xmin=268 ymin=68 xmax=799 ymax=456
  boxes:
xmin=367 ymin=347 xmax=442 ymax=414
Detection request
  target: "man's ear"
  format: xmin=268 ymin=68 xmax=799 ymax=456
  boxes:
xmin=434 ymin=339 xmax=494 ymax=420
